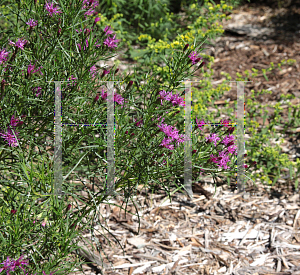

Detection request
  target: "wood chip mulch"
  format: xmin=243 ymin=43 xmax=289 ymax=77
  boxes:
xmin=66 ymin=177 xmax=300 ymax=275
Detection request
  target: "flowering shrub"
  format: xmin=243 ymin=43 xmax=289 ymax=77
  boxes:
xmin=0 ymin=0 xmax=298 ymax=274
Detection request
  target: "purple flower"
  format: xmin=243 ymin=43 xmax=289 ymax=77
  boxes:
xmin=9 ymin=38 xmax=28 ymax=50
xmin=0 ymin=255 xmax=29 ymax=274
xmin=75 ymin=28 xmax=83 ymax=33
xmin=169 ymin=93 xmax=185 ymax=107
xmin=217 ymin=151 xmax=231 ymax=170
xmin=134 ymin=118 xmax=144 ymax=127
xmin=158 ymin=90 xmax=185 ymax=107
xmin=90 ymin=65 xmax=98 ymax=78
xmin=81 ymin=0 xmax=99 ymax=18
xmin=44 ymin=1 xmax=63 ymax=17
xmin=11 ymin=255 xmax=29 ymax=273
xmin=205 ymin=133 xmax=220 ymax=147
xmin=0 ymin=127 xmax=19 ymax=147
xmin=103 ymin=34 xmax=120 ymax=49
xmin=188 ymin=51 xmax=201 ymax=65
xmin=26 ymin=18 xmax=38 ymax=29
xmin=209 ymin=154 xmax=219 ymax=164
xmin=10 ymin=115 xmax=24 ymax=127
xmin=100 ymin=88 xmax=126 ymax=107
xmin=94 ymin=16 xmax=101 ymax=26
xmin=157 ymin=122 xmax=191 ymax=149
xmin=196 ymin=117 xmax=206 ymax=131
xmin=227 ymin=144 xmax=237 ymax=155
xmin=27 ymin=61 xmax=43 ymax=76
xmin=32 ymin=86 xmax=42 ymax=97
xmin=157 ymin=123 xmax=179 ymax=140
xmin=0 ymin=48 xmax=10 ymax=65
xmin=221 ymin=134 xmax=235 ymax=146
xmin=103 ymin=25 xmax=114 ymax=35
xmin=77 ymin=38 xmax=89 ymax=51
xmin=158 ymin=90 xmax=170 ymax=105
xmin=160 ymin=137 xmax=175 ymax=150
xmin=0 ymin=257 xmax=14 ymax=274
xmin=67 ymin=75 xmax=77 ymax=87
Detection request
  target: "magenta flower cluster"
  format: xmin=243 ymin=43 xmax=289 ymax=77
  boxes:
xmin=188 ymin=50 xmax=202 ymax=65
xmin=26 ymin=18 xmax=38 ymax=31
xmin=99 ymin=87 xmax=128 ymax=108
xmin=158 ymin=90 xmax=185 ymax=107
xmin=95 ymin=25 xmax=121 ymax=49
xmin=0 ymin=114 xmax=25 ymax=147
xmin=81 ymin=0 xmax=99 ymax=18
xmin=89 ymin=64 xmax=98 ymax=79
xmin=27 ymin=61 xmax=43 ymax=77
xmin=0 ymin=48 xmax=10 ymax=65
xmin=149 ymin=114 xmax=191 ymax=151
xmin=0 ymin=254 xmax=57 ymax=275
xmin=8 ymin=38 xmax=28 ymax=50
xmin=44 ymin=1 xmax=63 ymax=17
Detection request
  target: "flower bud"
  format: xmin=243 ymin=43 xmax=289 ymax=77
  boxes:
xmin=126 ymin=80 xmax=133 ymax=91
xmin=183 ymin=44 xmax=189 ymax=52
xmin=194 ymin=58 xmax=201 ymax=64
xmin=94 ymin=94 xmax=99 ymax=102
xmin=57 ymin=28 xmax=61 ymax=37
xmin=226 ymin=127 xmax=235 ymax=134
xmin=244 ymin=164 xmax=248 ymax=168
xmin=131 ymin=133 xmax=134 ymax=136
xmin=67 ymin=204 xmax=72 ymax=211
xmin=101 ymin=69 xmax=110 ymax=78
xmin=199 ymin=61 xmax=206 ymax=68
xmin=125 ymin=131 xmax=128 ymax=134
xmin=192 ymin=150 xmax=197 ymax=154
xmin=244 ymin=154 xmax=247 ymax=157
xmin=226 ymin=141 xmax=235 ymax=147
xmin=115 ymin=68 xmax=119 ymax=74
xmin=252 ymin=161 xmax=257 ymax=166
xmin=11 ymin=209 xmax=17 ymax=215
